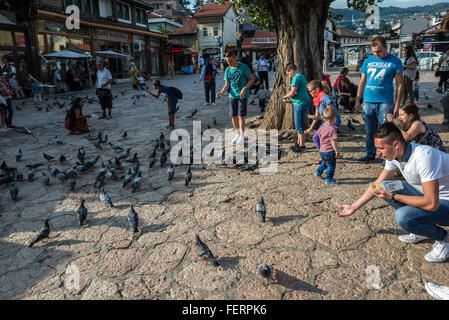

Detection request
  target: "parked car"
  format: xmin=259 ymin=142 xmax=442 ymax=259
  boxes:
xmin=417 ymin=51 xmax=443 ymax=71
xmin=329 ymin=57 xmax=344 ymax=67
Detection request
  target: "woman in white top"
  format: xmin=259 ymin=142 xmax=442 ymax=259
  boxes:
xmin=438 ymin=49 xmax=449 ymax=93
xmin=401 ymin=45 xmax=418 ymax=106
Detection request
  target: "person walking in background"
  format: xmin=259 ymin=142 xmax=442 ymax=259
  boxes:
xmin=240 ymin=51 xmax=253 ymax=74
xmin=355 ymin=36 xmax=404 ymax=162
xmin=130 ymin=61 xmax=139 ymax=89
xmin=257 ymin=54 xmax=269 ymax=90
xmin=437 ymin=48 xmax=449 ymax=93
xmin=168 ymin=59 xmax=175 ymax=80
xmin=94 ymin=59 xmax=113 ymax=119
xmin=32 ymin=79 xmax=43 ymax=107
xmin=200 ymin=58 xmax=217 ymax=106
xmin=0 ymin=73 xmax=15 ymax=128
xmin=216 ymin=50 xmax=254 ymax=145
xmin=257 ymin=84 xmax=270 ymax=112
xmin=8 ymin=74 xmax=25 ymax=99
xmin=401 ymin=45 xmax=418 ymax=105
xmin=333 ymin=67 xmax=349 ymax=109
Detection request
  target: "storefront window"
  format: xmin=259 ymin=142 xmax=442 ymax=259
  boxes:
xmin=150 ymin=47 xmax=160 ymax=75
xmin=37 ymin=19 xmax=89 ymax=37
xmin=134 ymin=35 xmax=146 ymax=73
xmin=49 ymin=35 xmax=90 ymax=53
xmin=0 ymin=50 xmax=16 ymax=73
xmin=0 ymin=31 xmax=13 ymax=46
xmin=117 ymin=1 xmax=131 ymax=21
xmin=14 ymin=32 xmax=26 ymax=48
xmin=38 ymin=34 xmax=46 ymax=54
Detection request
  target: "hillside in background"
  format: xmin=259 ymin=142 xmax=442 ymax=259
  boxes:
xmin=330 ymin=2 xmax=449 ymax=29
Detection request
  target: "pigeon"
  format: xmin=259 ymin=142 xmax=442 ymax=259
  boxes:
xmin=97 ymin=131 xmax=102 ymax=142
xmin=213 ymin=117 xmax=217 ymax=126
xmin=160 ymin=151 xmax=167 ymax=167
xmin=427 ymin=103 xmax=433 ymax=109
xmin=94 ymin=176 xmax=105 ymax=189
xmin=98 ymin=163 xmax=108 ymax=176
xmin=128 ymin=204 xmax=139 ymax=233
xmin=118 ymin=148 xmax=131 ymax=160
xmin=149 ymin=151 xmax=157 ymax=169
xmin=278 ymin=132 xmax=291 ymax=141
xmin=64 ymin=169 xmax=77 ymax=179
xmin=56 ymin=171 xmax=66 ymax=182
xmin=109 ymin=142 xmax=124 ymax=152
xmin=77 ymin=147 xmax=85 ymax=163
xmin=27 ymin=168 xmax=35 ymax=181
xmin=68 ymin=177 xmax=76 ymax=191
xmin=16 ymin=149 xmax=22 ymax=162
xmin=185 ymin=166 xmax=192 ymax=186
xmin=74 ymin=164 xmax=88 ymax=172
xmin=1 ymin=160 xmax=8 ymax=172
xmin=43 ymin=152 xmax=55 ymax=162
xmin=122 ymin=131 xmax=127 ymax=139
xmin=258 ymin=264 xmax=273 ymax=287
xmin=42 ymin=172 xmax=50 ymax=186
xmin=26 ymin=163 xmax=43 ymax=170
xmin=195 ymin=234 xmax=219 ymax=267
xmin=243 ymin=160 xmax=259 ymax=172
xmin=106 ymin=170 xmax=119 ymax=180
xmin=160 ymin=140 xmax=165 ymax=150
xmin=93 ymin=142 xmax=103 ymax=149
xmin=59 ymin=154 xmax=66 ymax=164
xmin=126 ymin=153 xmax=138 ymax=164
xmin=100 ymin=188 xmax=114 ymax=207
xmin=9 ymin=183 xmax=18 ymax=201
xmin=100 ymin=134 xmax=108 ymax=144
xmin=256 ymin=197 xmax=266 ymax=222
xmin=29 ymin=219 xmax=50 ymax=248
xmin=131 ymin=161 xmax=140 ymax=177
xmin=85 ymin=155 xmax=100 ymax=168
xmin=54 ymin=136 xmax=63 ymax=145
xmin=347 ymin=119 xmax=355 ymax=131
xmin=77 ymin=199 xmax=88 ymax=227
xmin=153 ymin=140 xmax=160 ymax=150
xmin=167 ymin=163 xmax=175 ymax=180
xmin=159 ymin=132 xmax=165 ymax=142
xmin=122 ymin=169 xmax=133 ymax=187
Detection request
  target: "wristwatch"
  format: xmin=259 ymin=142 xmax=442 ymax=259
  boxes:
xmin=391 ymin=192 xmax=397 ymax=202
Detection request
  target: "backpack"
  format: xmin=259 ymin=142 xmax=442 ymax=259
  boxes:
xmin=171 ymin=87 xmax=183 ymax=100
xmin=204 ymin=71 xmax=213 ymax=85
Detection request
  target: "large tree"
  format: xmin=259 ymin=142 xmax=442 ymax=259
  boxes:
xmin=228 ymin=0 xmax=383 ymax=131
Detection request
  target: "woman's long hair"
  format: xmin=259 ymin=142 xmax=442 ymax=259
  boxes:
xmin=72 ymin=97 xmax=83 ymax=109
xmin=405 ymin=46 xmax=418 ymax=64
xmin=399 ymin=102 xmax=421 ymax=131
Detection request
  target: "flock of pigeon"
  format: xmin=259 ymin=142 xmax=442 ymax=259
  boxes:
xmin=1 ymin=117 xmax=278 ymax=285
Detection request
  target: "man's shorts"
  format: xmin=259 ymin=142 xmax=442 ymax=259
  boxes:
xmin=229 ymin=98 xmax=247 ymax=117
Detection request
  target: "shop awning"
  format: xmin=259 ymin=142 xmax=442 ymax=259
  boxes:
xmin=42 ymin=50 xmax=91 ymax=59
xmin=93 ymin=50 xmax=131 ymax=59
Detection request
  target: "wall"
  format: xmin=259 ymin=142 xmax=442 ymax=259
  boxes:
xmin=222 ymin=7 xmax=238 ymax=48
xmin=99 ymin=0 xmax=113 ymax=18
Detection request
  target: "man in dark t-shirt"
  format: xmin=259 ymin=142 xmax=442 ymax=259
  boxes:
xmin=240 ymin=51 xmax=253 ymax=74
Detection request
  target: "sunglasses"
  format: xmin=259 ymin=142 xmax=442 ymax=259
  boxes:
xmin=308 ymin=87 xmax=318 ymax=93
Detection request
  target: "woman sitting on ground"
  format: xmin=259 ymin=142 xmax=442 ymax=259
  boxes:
xmin=386 ymin=102 xmax=446 ymax=152
xmin=65 ymin=97 xmax=91 ymax=135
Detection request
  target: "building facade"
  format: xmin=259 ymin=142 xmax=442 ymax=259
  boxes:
xmin=20 ymin=0 xmax=167 ymax=84
xmin=146 ymin=0 xmax=179 ymax=17
xmin=193 ymin=1 xmax=238 ymax=67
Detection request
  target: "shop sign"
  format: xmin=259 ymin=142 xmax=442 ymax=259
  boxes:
xmin=95 ymin=29 xmax=131 ymax=42
xmin=251 ymin=37 xmax=276 ymax=44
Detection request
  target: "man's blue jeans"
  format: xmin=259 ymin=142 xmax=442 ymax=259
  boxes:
xmin=316 ymin=151 xmax=336 ymax=181
xmin=380 ymin=180 xmax=449 ymax=241
xmin=204 ymin=82 xmax=216 ymax=104
xmin=362 ymin=102 xmax=393 ymax=158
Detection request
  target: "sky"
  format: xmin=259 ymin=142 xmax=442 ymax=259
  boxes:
xmin=330 ymin=0 xmax=449 ymax=9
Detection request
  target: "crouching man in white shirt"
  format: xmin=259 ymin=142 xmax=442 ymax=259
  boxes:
xmin=339 ymin=122 xmax=449 ymax=263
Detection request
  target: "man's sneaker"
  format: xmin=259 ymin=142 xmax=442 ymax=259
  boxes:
xmin=425 ymin=240 xmax=449 ymax=263
xmin=106 ymin=115 xmax=112 ymax=119
xmin=0 ymin=127 xmax=9 ymax=132
xmin=165 ymin=125 xmax=175 ymax=130
xmin=99 ymin=114 xmax=107 ymax=119
xmin=6 ymin=124 xmax=16 ymax=128
xmin=357 ymin=156 xmax=375 ymax=162
xmin=211 ymin=103 xmax=216 ymax=106
xmin=437 ymin=87 xmax=443 ymax=93
xmin=325 ymin=179 xmax=340 ymax=184
xmin=425 ymin=282 xmax=449 ymax=300
xmin=289 ymin=143 xmax=300 ymax=151
xmin=236 ymin=135 xmax=245 ymax=145
xmin=203 ymin=102 xmax=210 ymax=106
xmin=231 ymin=133 xmax=240 ymax=144
xmin=398 ymin=233 xmax=429 ymax=244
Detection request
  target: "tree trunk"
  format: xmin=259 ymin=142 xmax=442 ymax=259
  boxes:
xmin=262 ymin=0 xmax=332 ymax=131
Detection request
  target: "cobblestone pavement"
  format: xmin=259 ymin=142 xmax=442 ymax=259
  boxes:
xmin=1 ymin=70 xmax=448 ymax=300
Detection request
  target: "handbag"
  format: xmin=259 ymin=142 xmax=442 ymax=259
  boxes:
xmin=435 ymin=67 xmax=440 ymax=77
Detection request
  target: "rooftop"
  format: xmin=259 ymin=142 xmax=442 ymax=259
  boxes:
xmin=193 ymin=1 xmax=233 ymax=18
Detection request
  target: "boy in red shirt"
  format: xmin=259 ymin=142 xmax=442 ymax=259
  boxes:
xmin=314 ymin=107 xmax=341 ymax=184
